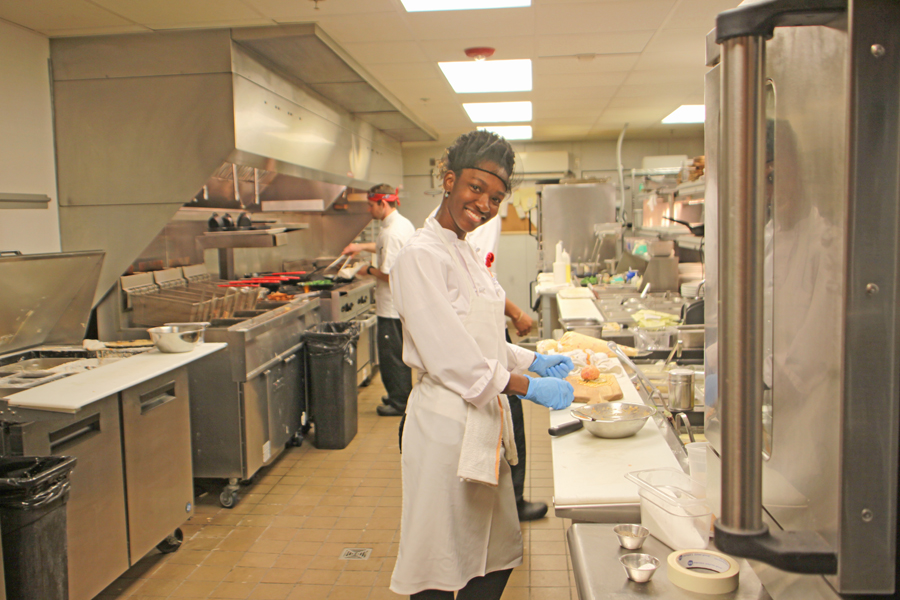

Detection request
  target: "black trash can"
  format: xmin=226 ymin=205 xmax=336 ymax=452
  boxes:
xmin=306 ymin=322 xmax=361 ymax=449
xmin=0 ymin=455 xmax=77 ymax=600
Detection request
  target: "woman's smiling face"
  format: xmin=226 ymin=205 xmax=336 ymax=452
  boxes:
xmin=438 ymin=161 xmax=509 ymax=239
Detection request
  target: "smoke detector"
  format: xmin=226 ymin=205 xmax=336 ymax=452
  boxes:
xmin=464 ymin=47 xmax=495 ymax=61
xmin=309 ymin=0 xmax=327 ymax=8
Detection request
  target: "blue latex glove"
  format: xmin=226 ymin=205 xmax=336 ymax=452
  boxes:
xmin=523 ymin=375 xmax=574 ymax=410
xmin=530 ymin=353 xmax=574 ymax=379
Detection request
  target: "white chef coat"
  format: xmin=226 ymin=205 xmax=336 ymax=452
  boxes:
xmin=390 ymin=217 xmax=533 ymax=594
xmin=375 ymin=209 xmax=415 ymax=318
xmin=391 ymin=217 xmax=533 ymax=407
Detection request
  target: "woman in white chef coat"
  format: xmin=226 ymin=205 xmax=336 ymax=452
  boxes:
xmin=389 ymin=131 xmax=575 ymax=599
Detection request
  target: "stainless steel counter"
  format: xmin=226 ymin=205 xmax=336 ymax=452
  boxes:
xmin=567 ymin=523 xmax=770 ymax=600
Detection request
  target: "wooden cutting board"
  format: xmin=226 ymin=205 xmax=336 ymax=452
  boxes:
xmin=566 ymin=373 xmax=624 ymax=404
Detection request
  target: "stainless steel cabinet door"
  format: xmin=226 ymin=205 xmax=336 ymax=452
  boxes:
xmin=266 ymin=350 xmax=302 ymax=452
xmin=119 ymin=368 xmax=194 ymax=562
xmin=18 ymin=395 xmax=129 ymax=600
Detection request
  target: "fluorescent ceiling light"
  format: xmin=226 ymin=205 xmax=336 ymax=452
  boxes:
xmin=439 ymin=59 xmax=531 ymax=93
xmin=478 ymin=125 xmax=532 ymax=140
xmin=662 ymin=105 xmax=706 ymax=124
xmin=401 ymin=0 xmax=530 ymax=11
xmin=464 ymin=101 xmax=532 ymax=123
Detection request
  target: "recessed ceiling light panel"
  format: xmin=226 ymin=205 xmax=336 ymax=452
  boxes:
xmin=439 ymin=59 xmax=532 ymax=94
xmin=402 ymin=0 xmax=530 ymax=11
xmin=464 ymin=102 xmax=532 ymax=123
xmin=662 ymin=105 xmax=706 ymax=124
xmin=477 ymin=125 xmax=533 ymax=140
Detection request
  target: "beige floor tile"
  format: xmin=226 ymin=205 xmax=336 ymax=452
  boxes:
xmin=286 ymin=584 xmax=332 ymax=600
xmin=329 ymin=585 xmax=372 ymax=599
xmin=248 ymin=582 xmax=294 ymax=599
xmin=225 ymin=566 xmax=268 ymax=583
xmin=209 ymin=580 xmax=257 ymax=598
xmin=262 ymin=568 xmax=305 ymax=584
xmin=171 ymin=578 xmax=221 ymax=597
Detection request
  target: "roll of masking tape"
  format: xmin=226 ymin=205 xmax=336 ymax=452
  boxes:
xmin=667 ymin=549 xmax=740 ymax=594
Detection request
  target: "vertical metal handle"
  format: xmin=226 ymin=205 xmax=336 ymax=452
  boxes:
xmin=712 ymin=0 xmax=842 ymax=575
xmin=718 ymin=32 xmax=768 ymax=537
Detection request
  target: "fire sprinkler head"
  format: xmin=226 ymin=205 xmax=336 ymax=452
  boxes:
xmin=464 ymin=47 xmax=496 ymax=61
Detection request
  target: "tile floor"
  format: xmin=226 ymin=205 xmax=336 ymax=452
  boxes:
xmin=97 ymin=373 xmax=578 ymax=599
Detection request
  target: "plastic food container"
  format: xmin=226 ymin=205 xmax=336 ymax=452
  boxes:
xmin=625 ymin=468 xmax=712 ymax=550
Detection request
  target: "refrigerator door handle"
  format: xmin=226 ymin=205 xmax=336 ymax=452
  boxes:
xmin=713 ymin=0 xmax=841 ymax=576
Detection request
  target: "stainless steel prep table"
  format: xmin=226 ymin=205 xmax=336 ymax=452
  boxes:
xmin=549 ymin=364 xmax=683 ymax=523
xmin=567 ymin=523 xmax=770 ymax=600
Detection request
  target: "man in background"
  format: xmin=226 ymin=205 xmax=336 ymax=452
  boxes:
xmin=343 ymin=185 xmax=416 ymax=417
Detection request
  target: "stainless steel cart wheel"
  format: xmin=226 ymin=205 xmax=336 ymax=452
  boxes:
xmin=219 ymin=489 xmax=237 ymax=508
xmin=156 ymin=528 xmax=183 ymax=554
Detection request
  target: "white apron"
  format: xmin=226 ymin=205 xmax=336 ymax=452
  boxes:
xmin=390 ymin=220 xmax=523 ymax=595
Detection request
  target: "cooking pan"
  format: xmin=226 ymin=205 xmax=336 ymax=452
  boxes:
xmin=662 ymin=215 xmax=704 ymax=237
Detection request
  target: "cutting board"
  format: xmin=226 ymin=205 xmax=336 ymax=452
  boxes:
xmin=566 ymin=373 xmax=624 ymax=403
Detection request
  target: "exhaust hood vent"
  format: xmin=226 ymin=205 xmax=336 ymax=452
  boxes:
xmin=50 ymin=25 xmax=435 ymax=304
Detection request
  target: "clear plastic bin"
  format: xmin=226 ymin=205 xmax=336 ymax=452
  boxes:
xmin=626 ymin=468 xmax=711 ymax=550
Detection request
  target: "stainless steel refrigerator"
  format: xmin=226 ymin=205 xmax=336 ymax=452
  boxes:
xmin=704 ymin=0 xmax=900 ymax=597
xmin=538 ymin=182 xmax=617 ymax=271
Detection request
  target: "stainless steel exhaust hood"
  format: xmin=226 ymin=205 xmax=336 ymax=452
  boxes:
xmin=50 ymin=25 xmax=436 ymax=304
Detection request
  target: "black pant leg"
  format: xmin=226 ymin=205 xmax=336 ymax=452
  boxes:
xmin=457 ymin=569 xmax=513 ymax=600
xmin=508 ymin=394 xmax=527 ymax=504
xmin=410 ymin=589 xmax=452 ymax=600
xmin=378 ymin=317 xmax=412 ymax=411
xmin=505 ymin=330 xmax=527 ymax=504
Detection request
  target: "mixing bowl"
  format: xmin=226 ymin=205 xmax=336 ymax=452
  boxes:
xmin=613 ymin=524 xmax=650 ymax=550
xmin=620 ymin=553 xmax=660 ymax=583
xmin=147 ymin=322 xmax=209 ymax=353
xmin=571 ymin=403 xmax=656 ymax=438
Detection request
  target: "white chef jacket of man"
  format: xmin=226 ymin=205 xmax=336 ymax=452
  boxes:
xmin=375 ymin=209 xmax=415 ymax=318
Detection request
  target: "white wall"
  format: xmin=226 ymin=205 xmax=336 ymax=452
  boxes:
xmin=0 ymin=20 xmax=61 ymax=254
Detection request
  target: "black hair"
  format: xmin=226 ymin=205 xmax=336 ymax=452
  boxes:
xmin=437 ymin=131 xmax=518 ymax=191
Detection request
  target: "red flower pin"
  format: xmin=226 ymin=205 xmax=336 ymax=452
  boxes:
xmin=485 ymin=252 xmax=495 ymax=268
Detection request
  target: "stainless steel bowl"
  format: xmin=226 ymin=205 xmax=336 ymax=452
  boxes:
xmin=613 ymin=524 xmax=650 ymax=550
xmin=571 ymin=403 xmax=656 ymax=438
xmin=147 ymin=322 xmax=209 ymax=353
xmin=619 ymin=553 xmax=660 ymax=583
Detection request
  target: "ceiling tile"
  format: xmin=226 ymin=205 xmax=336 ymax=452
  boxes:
xmin=615 ymin=82 xmax=702 ymax=98
xmin=534 ymin=0 xmax=677 ymax=35
xmin=606 ymin=95 xmax=680 ymax=109
xmin=534 ymin=71 xmax=627 ymax=89
xmin=366 ymin=62 xmax=442 ymax=82
xmin=249 ymin=0 xmax=396 ymax=20
xmin=633 ymin=48 xmax=705 ymax=71
xmin=342 ymin=40 xmax=429 ymax=64
xmin=537 ymin=31 xmax=653 ymax=57
xmin=534 ymin=98 xmax=610 ymax=116
xmin=534 ymin=124 xmax=593 ymax=139
xmin=642 ymin=27 xmax=710 ymax=54
xmin=624 ymin=66 xmax=706 ymax=86
xmin=315 ymin=11 xmax=416 ymax=43
xmin=417 ymin=37 xmax=536 ymax=62
xmin=598 ymin=106 xmax=669 ymax=123
xmin=0 ymin=0 xmax=138 ymax=34
xmin=535 ymin=53 xmax=639 ymax=74
xmin=402 ymin=7 xmax=534 ymax=40
xmin=90 ymin=0 xmax=267 ymax=29
xmin=666 ymin=0 xmax=740 ymax=30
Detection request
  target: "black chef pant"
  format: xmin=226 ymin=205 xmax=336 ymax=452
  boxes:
xmin=378 ymin=316 xmax=412 ymax=412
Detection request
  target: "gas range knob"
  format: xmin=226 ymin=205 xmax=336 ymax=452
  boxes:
xmin=357 ymin=297 xmax=367 ymax=304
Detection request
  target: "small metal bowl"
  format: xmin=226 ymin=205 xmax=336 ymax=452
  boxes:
xmin=147 ymin=322 xmax=209 ymax=353
xmin=571 ymin=403 xmax=657 ymax=439
xmin=620 ymin=553 xmax=660 ymax=583
xmin=613 ymin=524 xmax=650 ymax=550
